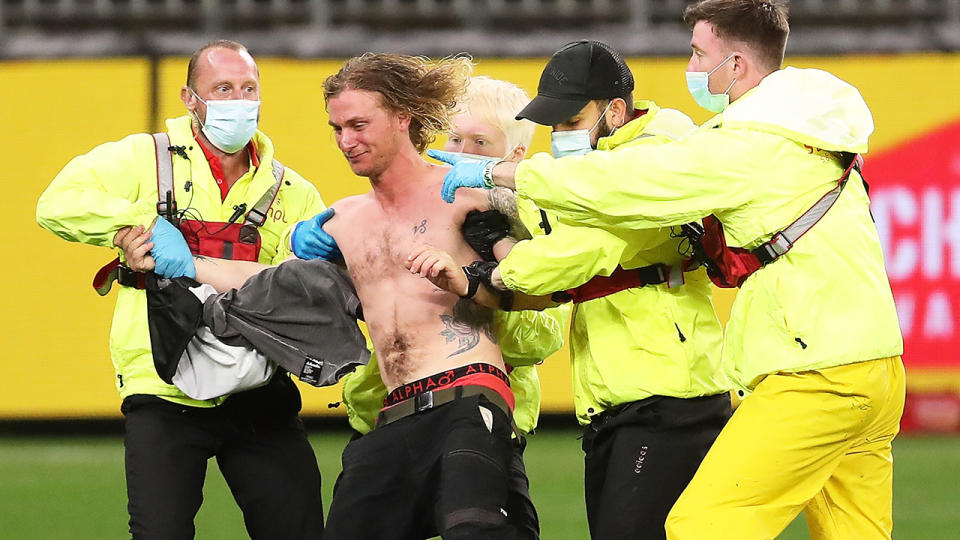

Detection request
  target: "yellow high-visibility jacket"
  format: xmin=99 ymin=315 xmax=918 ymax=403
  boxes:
xmin=342 ymin=197 xmax=569 ymax=435
xmin=515 ymin=68 xmax=903 ymax=393
xmin=36 ymin=116 xmax=326 ymax=407
xmin=500 ymin=101 xmax=729 ymax=424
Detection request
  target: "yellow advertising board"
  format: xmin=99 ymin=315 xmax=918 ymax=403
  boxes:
xmin=4 ymin=53 xmax=958 ymax=418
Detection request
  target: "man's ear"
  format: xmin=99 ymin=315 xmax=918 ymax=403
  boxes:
xmin=182 ymin=86 xmax=204 ymax=127
xmin=395 ymin=111 xmax=412 ymax=131
xmin=608 ymin=98 xmax=629 ymax=128
xmin=181 ymin=86 xmax=196 ymax=111
xmin=505 ymin=144 xmax=527 ymax=163
xmin=730 ymin=51 xmax=749 ymax=79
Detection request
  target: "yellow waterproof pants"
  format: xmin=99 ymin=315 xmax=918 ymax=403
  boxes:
xmin=666 ymin=356 xmax=905 ymax=540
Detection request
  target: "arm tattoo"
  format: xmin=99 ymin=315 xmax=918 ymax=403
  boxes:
xmin=488 ymin=188 xmax=532 ymax=241
xmin=439 ymin=299 xmax=498 ymax=358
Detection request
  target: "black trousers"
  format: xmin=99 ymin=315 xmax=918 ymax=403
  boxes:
xmin=582 ymin=393 xmax=731 ymax=540
xmin=121 ymin=374 xmax=324 ymax=540
xmin=507 ymin=437 xmax=539 ymax=540
xmin=325 ymin=394 xmax=531 ymax=540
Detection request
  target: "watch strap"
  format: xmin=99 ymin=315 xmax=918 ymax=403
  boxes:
xmin=498 ymin=290 xmax=514 ymax=311
xmin=461 ymin=266 xmax=481 ymax=299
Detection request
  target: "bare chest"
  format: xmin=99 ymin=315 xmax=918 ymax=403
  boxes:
xmin=332 ymin=195 xmax=498 ymax=387
xmin=342 ymin=205 xmax=468 ymax=286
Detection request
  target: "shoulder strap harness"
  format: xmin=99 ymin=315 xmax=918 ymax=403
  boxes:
xmin=681 ymin=152 xmax=864 ymax=288
xmin=152 ymin=132 xmax=285 ymax=228
xmin=92 ymin=133 xmax=285 ymax=296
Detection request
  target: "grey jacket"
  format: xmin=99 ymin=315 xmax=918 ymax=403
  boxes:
xmin=147 ymin=258 xmax=369 ymax=389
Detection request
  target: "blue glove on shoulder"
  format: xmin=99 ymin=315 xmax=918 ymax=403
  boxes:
xmin=427 ymin=149 xmax=496 ymax=203
xmin=149 ymin=217 xmax=196 ymax=279
xmin=291 ymin=208 xmax=342 ymax=261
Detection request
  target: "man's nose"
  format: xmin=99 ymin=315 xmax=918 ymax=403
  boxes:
xmin=338 ymin=131 xmax=357 ymax=150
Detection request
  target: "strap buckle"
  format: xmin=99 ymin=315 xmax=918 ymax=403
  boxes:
xmin=653 ymin=264 xmax=668 ymax=283
xmin=244 ymin=208 xmax=268 ymax=227
xmin=756 ymin=233 xmax=793 ymax=264
xmin=117 ymin=265 xmax=146 ymax=288
xmin=414 ymin=391 xmax=435 ymax=413
xmin=93 ymin=258 xmax=147 ymax=295
xmin=156 ymin=200 xmax=178 ymax=220
xmin=665 ymin=265 xmax=685 ymax=288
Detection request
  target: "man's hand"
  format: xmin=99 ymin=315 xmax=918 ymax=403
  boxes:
xmin=291 ymin=208 xmax=342 ymax=261
xmin=426 ymin=149 xmax=496 ymax=203
xmin=150 ymin=217 xmax=196 ymax=279
xmin=405 ymin=244 xmax=469 ymax=297
xmin=114 ymin=225 xmax=155 ymax=272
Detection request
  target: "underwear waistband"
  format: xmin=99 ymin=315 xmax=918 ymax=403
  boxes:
xmin=383 ymin=362 xmax=513 ymax=410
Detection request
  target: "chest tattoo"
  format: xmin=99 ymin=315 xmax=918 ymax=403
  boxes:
xmin=412 ymin=219 xmax=428 ymax=236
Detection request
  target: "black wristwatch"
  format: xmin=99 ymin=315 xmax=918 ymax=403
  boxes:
xmin=461 ymin=263 xmax=484 ymax=299
xmin=461 ymin=261 xmax=498 ymax=299
xmin=461 ymin=261 xmax=513 ymax=310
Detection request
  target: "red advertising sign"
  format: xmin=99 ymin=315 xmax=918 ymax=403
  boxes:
xmin=868 ymin=119 xmax=960 ymax=368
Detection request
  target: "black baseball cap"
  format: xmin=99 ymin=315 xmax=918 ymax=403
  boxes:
xmin=516 ymin=40 xmax=634 ymax=126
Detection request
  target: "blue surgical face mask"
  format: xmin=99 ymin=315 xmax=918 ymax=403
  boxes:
xmin=455 ymin=151 xmax=500 ymax=161
xmin=191 ymin=89 xmax=261 ymax=154
xmin=550 ymin=102 xmax=613 ymax=158
xmin=685 ymin=54 xmax=737 ymax=113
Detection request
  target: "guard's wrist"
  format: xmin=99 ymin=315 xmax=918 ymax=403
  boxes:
xmin=462 ymin=260 xmax=514 ymax=310
xmin=461 ymin=261 xmax=497 ymax=299
xmin=481 ymin=160 xmax=500 ymax=189
xmin=465 ymin=261 xmax=498 ymax=287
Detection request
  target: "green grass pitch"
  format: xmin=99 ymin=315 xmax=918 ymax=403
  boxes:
xmin=1 ymin=430 xmax=958 ymax=539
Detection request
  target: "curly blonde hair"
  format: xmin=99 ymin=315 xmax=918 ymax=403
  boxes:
xmin=324 ymin=53 xmax=474 ymax=153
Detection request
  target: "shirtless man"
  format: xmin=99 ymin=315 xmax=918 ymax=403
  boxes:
xmin=308 ymin=53 xmax=534 ymax=540
xmin=331 ymin=75 xmax=566 ymax=540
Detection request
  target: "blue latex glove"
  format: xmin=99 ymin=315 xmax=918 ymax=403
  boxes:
xmin=149 ymin=217 xmax=196 ymax=279
xmin=427 ymin=149 xmax=495 ymax=203
xmin=291 ymin=208 xmax=342 ymax=261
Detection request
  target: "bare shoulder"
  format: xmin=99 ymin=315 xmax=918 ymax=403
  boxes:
xmin=451 ymin=186 xmax=492 ymax=212
xmin=331 ymin=193 xmax=373 ymax=215
xmin=453 ymin=186 xmax=519 ymax=218
xmin=327 ymin=192 xmax=376 ymax=235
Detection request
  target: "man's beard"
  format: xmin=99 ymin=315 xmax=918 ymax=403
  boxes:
xmin=596 ymin=116 xmax=615 ymax=140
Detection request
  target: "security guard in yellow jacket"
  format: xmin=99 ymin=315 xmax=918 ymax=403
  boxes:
xmin=483 ymin=41 xmax=731 ymax=540
xmin=437 ymin=4 xmax=906 ymax=539
xmin=36 ymin=41 xmax=326 ymax=539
